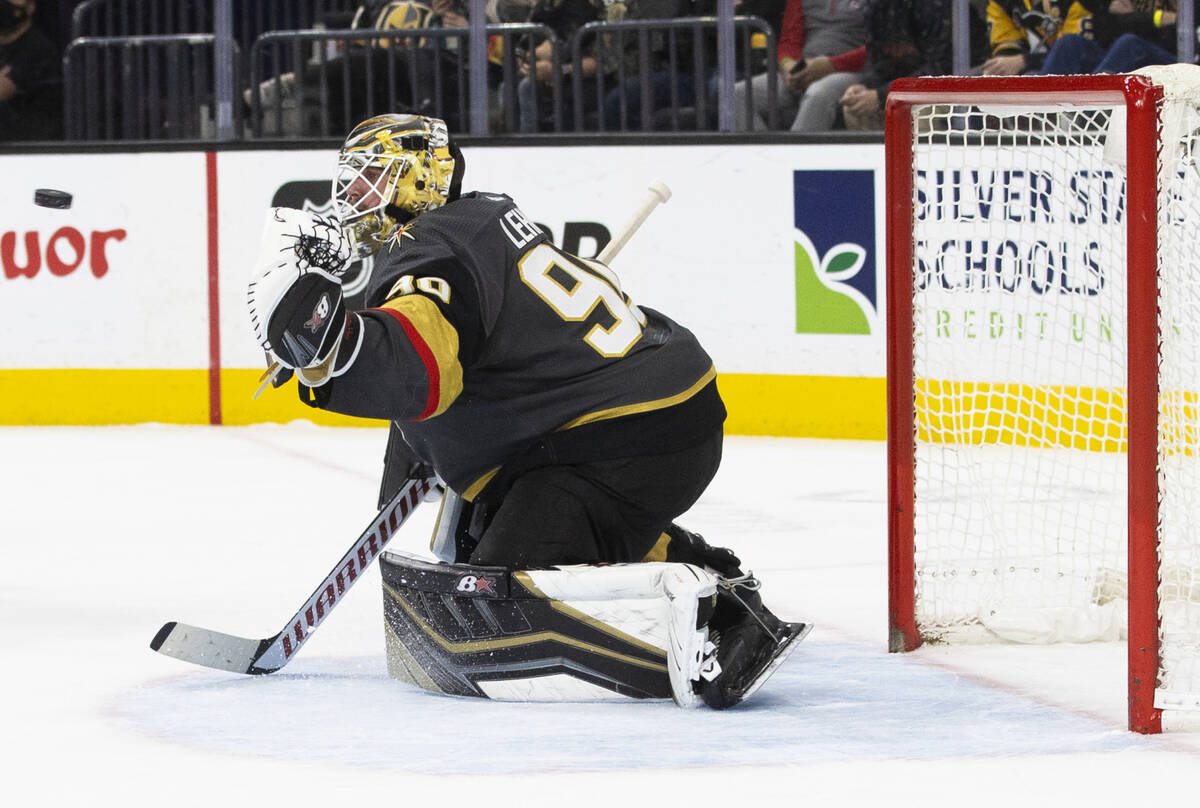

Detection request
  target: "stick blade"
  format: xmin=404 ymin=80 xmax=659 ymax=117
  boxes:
xmin=150 ymin=621 xmax=275 ymax=675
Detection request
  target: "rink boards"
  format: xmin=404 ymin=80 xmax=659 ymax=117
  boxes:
xmin=0 ymin=143 xmax=887 ymax=436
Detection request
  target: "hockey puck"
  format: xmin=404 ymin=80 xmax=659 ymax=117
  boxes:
xmin=33 ymin=188 xmax=73 ymax=209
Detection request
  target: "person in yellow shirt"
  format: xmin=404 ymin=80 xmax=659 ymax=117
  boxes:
xmin=1039 ymin=1 xmax=1177 ymax=74
xmin=982 ymin=0 xmax=1094 ymax=74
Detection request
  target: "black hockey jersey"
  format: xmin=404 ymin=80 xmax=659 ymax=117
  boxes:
xmin=305 ymin=192 xmax=725 ymax=500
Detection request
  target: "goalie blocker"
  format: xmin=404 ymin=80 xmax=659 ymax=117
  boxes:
xmin=381 ymin=551 xmax=810 ymax=707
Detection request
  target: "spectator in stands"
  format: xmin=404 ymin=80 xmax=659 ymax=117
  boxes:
xmin=0 ymin=0 xmax=60 ymax=141
xmin=253 ymin=0 xmax=484 ymax=136
xmin=733 ymin=0 xmax=868 ymax=132
xmin=431 ymin=0 xmax=469 ymax=26
xmin=839 ymin=0 xmax=987 ymax=131
xmin=980 ymin=0 xmax=1094 ymax=75
xmin=350 ymin=0 xmax=475 ymax=122
xmin=1039 ymin=1 xmax=1177 ymax=74
xmin=516 ymin=0 xmax=601 ymax=132
xmin=597 ymin=0 xmax=709 ymax=131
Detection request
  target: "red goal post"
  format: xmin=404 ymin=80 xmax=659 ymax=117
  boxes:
xmin=883 ymin=73 xmax=1200 ymax=735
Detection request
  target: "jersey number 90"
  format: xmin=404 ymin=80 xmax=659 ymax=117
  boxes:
xmin=517 ymin=243 xmax=646 ymax=357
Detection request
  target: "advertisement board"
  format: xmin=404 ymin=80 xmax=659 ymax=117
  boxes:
xmin=1 ymin=143 xmax=889 ymax=436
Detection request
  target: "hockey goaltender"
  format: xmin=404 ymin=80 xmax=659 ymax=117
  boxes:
xmin=245 ymin=113 xmax=809 ymax=708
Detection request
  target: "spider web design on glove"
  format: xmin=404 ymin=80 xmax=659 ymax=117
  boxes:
xmin=291 ymin=215 xmax=353 ymax=276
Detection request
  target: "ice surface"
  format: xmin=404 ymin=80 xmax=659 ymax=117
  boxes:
xmin=3 ymin=425 xmax=1199 ymax=806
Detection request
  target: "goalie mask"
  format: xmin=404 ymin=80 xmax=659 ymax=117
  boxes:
xmin=332 ymin=113 xmax=463 ymax=257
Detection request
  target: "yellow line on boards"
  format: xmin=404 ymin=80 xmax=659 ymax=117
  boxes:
xmin=2 ymin=368 xmax=888 ymax=437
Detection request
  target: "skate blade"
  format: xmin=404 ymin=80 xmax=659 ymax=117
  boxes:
xmin=740 ymin=621 xmax=812 ymax=702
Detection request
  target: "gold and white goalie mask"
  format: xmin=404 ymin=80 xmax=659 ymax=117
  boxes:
xmin=332 ymin=113 xmax=457 ymax=258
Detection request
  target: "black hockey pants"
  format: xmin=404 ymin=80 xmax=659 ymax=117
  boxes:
xmin=468 ymin=430 xmax=723 ymax=569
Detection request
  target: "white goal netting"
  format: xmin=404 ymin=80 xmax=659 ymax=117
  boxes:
xmin=904 ymin=68 xmax=1200 ymax=712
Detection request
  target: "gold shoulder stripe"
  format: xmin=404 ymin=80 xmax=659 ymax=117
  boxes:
xmin=377 ymin=295 xmax=463 ymax=419
xmin=556 ymin=366 xmax=717 ymax=431
xmin=461 ymin=466 xmax=501 ymax=502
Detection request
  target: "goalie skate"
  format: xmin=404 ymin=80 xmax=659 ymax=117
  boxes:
xmin=699 ymin=576 xmax=811 ymax=709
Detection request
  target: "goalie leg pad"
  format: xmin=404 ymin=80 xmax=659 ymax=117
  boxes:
xmin=380 ymin=552 xmax=720 ymax=704
xmin=661 ymin=564 xmax=719 ymax=707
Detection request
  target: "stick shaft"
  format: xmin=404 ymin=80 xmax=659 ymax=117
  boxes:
xmin=597 ymin=181 xmax=672 ymax=264
xmin=150 ymin=477 xmax=433 ymax=674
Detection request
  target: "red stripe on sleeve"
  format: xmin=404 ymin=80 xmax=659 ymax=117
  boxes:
xmin=375 ymin=307 xmax=442 ymax=420
xmin=778 ymin=3 xmax=805 ymax=63
xmin=830 ymin=45 xmax=868 ymax=73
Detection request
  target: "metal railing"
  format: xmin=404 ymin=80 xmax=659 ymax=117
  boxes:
xmin=570 ymin=16 xmax=775 ymax=133
xmin=69 ymin=0 xmax=359 ymax=140
xmin=71 ymin=0 xmax=211 ymax=38
xmin=247 ymin=25 xmax=562 ymax=138
xmin=60 ymin=1 xmax=780 ymax=140
xmin=63 ymin=35 xmax=242 ymax=140
xmin=71 ymin=0 xmax=358 ymax=43
xmin=244 ymin=17 xmax=775 ymax=138
xmin=57 ymin=0 xmax=1200 ymax=142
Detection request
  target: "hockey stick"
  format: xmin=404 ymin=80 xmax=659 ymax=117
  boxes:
xmin=598 ymin=181 xmax=672 ymax=264
xmin=154 ymin=182 xmax=672 ymax=674
xmin=149 ymin=476 xmax=433 ymax=674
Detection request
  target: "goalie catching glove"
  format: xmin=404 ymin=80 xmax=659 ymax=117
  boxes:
xmin=247 ymin=208 xmax=360 ymax=385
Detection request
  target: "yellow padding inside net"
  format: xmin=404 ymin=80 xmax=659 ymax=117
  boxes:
xmin=916 ymin=382 xmax=1200 ymax=454
xmin=915 ymin=380 xmax=1126 ymax=452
